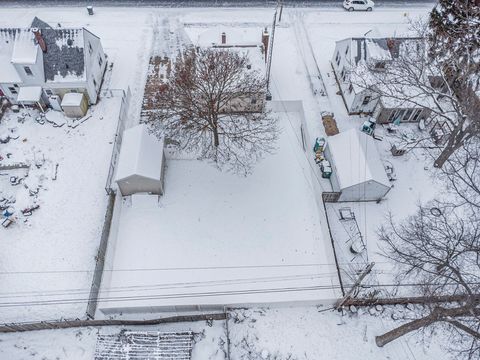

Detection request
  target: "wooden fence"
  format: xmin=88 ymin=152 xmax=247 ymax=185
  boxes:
xmin=0 ymin=313 xmax=226 ymax=333
xmin=86 ymin=192 xmax=116 ymax=319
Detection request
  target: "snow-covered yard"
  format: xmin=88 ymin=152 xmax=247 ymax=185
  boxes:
xmin=99 ymin=112 xmax=339 ymax=315
xmin=0 ymin=96 xmax=123 ymax=322
xmin=0 ymin=3 xmax=456 ymax=360
xmin=0 ymin=7 xmax=154 ymax=322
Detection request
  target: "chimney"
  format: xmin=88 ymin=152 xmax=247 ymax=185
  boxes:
xmin=221 ymin=32 xmax=226 ymax=45
xmin=32 ymin=28 xmax=47 ymax=52
xmin=261 ymin=28 xmax=269 ymax=63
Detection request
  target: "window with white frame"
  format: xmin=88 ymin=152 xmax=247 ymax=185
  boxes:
xmin=98 ymin=56 xmax=103 ymax=67
xmin=8 ymin=86 xmax=17 ymax=94
xmin=362 ymin=96 xmax=371 ymax=105
xmin=24 ymin=66 xmax=33 ymax=76
xmin=88 ymin=42 xmax=93 ymax=55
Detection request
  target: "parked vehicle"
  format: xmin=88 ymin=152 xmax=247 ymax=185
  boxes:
xmin=343 ymin=0 xmax=375 ymax=11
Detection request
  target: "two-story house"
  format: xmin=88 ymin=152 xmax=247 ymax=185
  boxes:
xmin=0 ymin=17 xmax=107 ymax=111
xmin=331 ymin=36 xmax=432 ymax=124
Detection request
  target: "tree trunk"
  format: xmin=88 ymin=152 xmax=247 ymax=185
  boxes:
xmin=213 ymin=127 xmax=220 ymax=147
xmin=434 ymin=145 xmax=456 ymax=168
xmin=376 ymin=314 xmax=436 ymax=347
xmin=434 ymin=134 xmax=464 ymax=168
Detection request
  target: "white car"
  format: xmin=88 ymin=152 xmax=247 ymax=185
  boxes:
xmin=343 ymin=0 xmax=375 ymax=11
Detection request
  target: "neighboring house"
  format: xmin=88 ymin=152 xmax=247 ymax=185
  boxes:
xmin=191 ymin=27 xmax=268 ymax=113
xmin=331 ymin=36 xmax=431 ymax=124
xmin=0 ymin=17 xmax=107 ymax=109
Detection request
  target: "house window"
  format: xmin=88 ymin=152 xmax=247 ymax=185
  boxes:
xmin=93 ymin=78 xmax=97 ymax=87
xmin=88 ymin=42 xmax=93 ymax=55
xmin=98 ymin=56 xmax=103 ymax=67
xmin=374 ymin=62 xmax=386 ymax=70
xmin=412 ymin=109 xmax=422 ymax=121
xmin=336 ymin=52 xmax=341 ymax=66
xmin=45 ymin=89 xmax=53 ymax=96
xmin=251 ymin=98 xmax=257 ymax=105
xmin=388 ymin=110 xmax=396 ymax=122
xmin=403 ymin=109 xmax=414 ymax=121
xmin=348 ymin=84 xmax=354 ymax=93
xmin=24 ymin=66 xmax=33 ymax=76
xmin=345 ymin=45 xmax=349 ymax=55
xmin=8 ymin=87 xmax=17 ymax=94
xmin=340 ymin=68 xmax=346 ymax=81
xmin=362 ymin=96 xmax=371 ymax=105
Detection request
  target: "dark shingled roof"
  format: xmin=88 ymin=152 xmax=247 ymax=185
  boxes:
xmin=30 ymin=17 xmax=85 ymax=81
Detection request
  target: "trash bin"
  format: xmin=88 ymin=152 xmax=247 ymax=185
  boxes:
xmin=87 ymin=6 xmax=94 ymax=15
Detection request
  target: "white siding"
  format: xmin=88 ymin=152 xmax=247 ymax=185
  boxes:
xmin=12 ymin=48 xmax=45 ymax=85
xmin=83 ymin=30 xmax=107 ymax=104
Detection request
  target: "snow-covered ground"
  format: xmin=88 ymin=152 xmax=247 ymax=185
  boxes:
xmin=0 ymin=3 xmax=452 ymax=360
xmin=99 ymin=112 xmax=339 ymax=315
xmin=0 ymin=320 xmax=227 ymax=360
xmin=0 ymin=96 xmax=123 ymax=322
xmin=0 ymin=7 xmax=154 ymax=322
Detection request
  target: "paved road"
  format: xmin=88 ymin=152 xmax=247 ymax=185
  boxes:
xmin=2 ymin=0 xmax=436 ymax=7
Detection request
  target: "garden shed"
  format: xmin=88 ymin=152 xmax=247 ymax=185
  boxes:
xmin=115 ymin=124 xmax=166 ymax=196
xmin=61 ymin=92 xmax=88 ymax=118
xmin=325 ymin=129 xmax=391 ymax=202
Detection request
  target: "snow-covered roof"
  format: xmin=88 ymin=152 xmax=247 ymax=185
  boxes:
xmin=61 ymin=92 xmax=84 ymax=107
xmin=16 ymin=86 xmax=42 ymax=102
xmin=115 ymin=124 xmax=165 ymax=182
xmin=30 ymin=17 xmax=87 ymax=83
xmin=0 ymin=18 xmax=91 ymax=84
xmin=11 ymin=29 xmax=38 ymax=64
xmin=193 ymin=27 xmax=263 ymax=48
xmin=327 ymin=129 xmax=390 ymax=190
xmin=365 ymin=39 xmax=392 ymax=61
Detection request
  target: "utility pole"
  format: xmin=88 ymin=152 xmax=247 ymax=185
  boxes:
xmin=335 ymin=262 xmax=375 ymax=309
xmin=265 ymin=6 xmax=277 ymax=100
xmin=278 ymin=0 xmax=284 ymax=22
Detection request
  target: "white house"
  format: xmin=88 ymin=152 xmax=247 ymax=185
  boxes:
xmin=331 ymin=36 xmax=431 ymax=124
xmin=0 ymin=17 xmax=107 ymax=109
xmin=324 ymin=129 xmax=391 ymax=202
xmin=115 ymin=124 xmax=166 ymax=196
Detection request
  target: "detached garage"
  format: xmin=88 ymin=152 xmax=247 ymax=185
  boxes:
xmin=325 ymin=129 xmax=391 ymax=202
xmin=115 ymin=124 xmax=166 ymax=196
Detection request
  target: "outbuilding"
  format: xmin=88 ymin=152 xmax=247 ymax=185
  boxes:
xmin=325 ymin=129 xmax=391 ymax=202
xmin=61 ymin=92 xmax=88 ymax=118
xmin=16 ymin=86 xmax=46 ymax=112
xmin=115 ymin=124 xmax=165 ymax=196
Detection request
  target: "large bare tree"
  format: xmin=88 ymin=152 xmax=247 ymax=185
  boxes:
xmin=149 ymin=47 xmax=278 ymax=175
xmin=350 ymin=0 xmax=480 ymax=168
xmin=376 ymin=203 xmax=480 ymax=359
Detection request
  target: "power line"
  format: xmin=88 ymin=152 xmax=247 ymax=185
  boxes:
xmin=0 ymin=261 xmax=397 ymax=275
xmin=0 ymin=272 xmax=339 ymax=299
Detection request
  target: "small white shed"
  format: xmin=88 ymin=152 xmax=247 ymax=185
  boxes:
xmin=325 ymin=129 xmax=391 ymax=202
xmin=115 ymin=124 xmax=166 ymax=196
xmin=61 ymin=93 xmax=88 ymax=118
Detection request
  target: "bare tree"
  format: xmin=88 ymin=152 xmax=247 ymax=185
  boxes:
xmin=440 ymin=139 xmax=480 ymax=210
xmin=149 ymin=47 xmax=278 ymax=175
xmin=376 ymin=204 xmax=480 ymax=359
xmin=350 ymin=1 xmax=480 ymax=168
